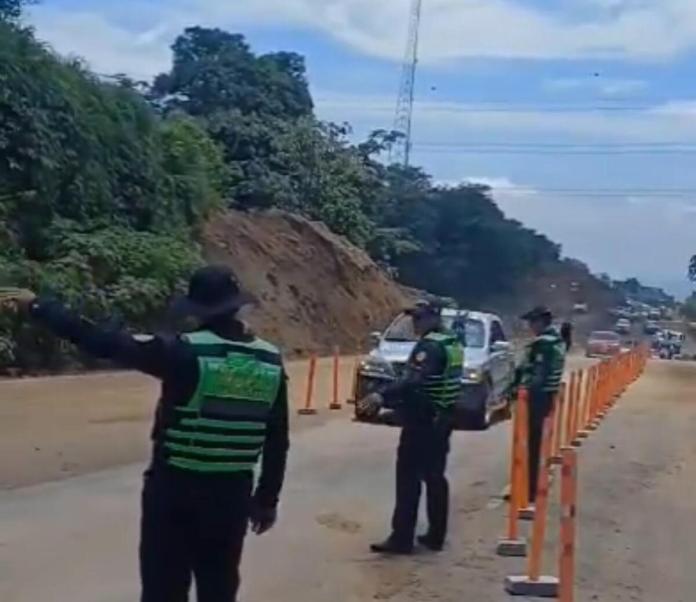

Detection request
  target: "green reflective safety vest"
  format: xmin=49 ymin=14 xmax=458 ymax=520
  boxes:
xmin=519 ymin=326 xmax=566 ymax=394
xmin=163 ymin=331 xmax=283 ymax=474
xmin=422 ymin=331 xmax=464 ymax=410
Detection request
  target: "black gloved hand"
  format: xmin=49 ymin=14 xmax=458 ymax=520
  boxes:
xmin=250 ymin=501 xmax=277 ymax=536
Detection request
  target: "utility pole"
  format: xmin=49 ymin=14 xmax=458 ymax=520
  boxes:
xmin=390 ymin=0 xmax=423 ymax=167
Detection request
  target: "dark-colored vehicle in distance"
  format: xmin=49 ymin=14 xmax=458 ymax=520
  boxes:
xmin=586 ymin=331 xmax=622 ymax=358
xmin=644 ymin=320 xmax=660 ymax=335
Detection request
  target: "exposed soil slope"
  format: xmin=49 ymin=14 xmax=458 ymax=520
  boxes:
xmin=203 ymin=210 xmax=415 ymax=356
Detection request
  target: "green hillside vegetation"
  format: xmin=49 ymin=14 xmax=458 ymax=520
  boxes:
xmin=0 ymin=11 xmax=663 ymax=371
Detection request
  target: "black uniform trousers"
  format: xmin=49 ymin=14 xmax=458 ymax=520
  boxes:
xmin=527 ymin=391 xmax=555 ymax=503
xmin=140 ymin=467 xmax=253 ymax=602
xmin=391 ymin=423 xmax=452 ymax=547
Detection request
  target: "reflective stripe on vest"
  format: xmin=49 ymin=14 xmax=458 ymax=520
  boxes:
xmin=422 ymin=331 xmax=464 ymax=410
xmin=163 ymin=331 xmax=282 ymax=474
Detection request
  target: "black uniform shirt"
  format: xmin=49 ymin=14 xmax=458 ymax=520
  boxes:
xmin=30 ymin=299 xmax=289 ymax=508
xmin=380 ymin=332 xmax=448 ymax=426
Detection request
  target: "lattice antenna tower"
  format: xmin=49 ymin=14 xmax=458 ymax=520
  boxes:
xmin=389 ymin=0 xmax=423 ymax=167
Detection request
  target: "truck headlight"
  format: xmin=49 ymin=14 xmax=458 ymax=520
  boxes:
xmin=462 ymin=368 xmax=483 ymax=383
xmin=359 ymin=357 xmax=395 ymax=377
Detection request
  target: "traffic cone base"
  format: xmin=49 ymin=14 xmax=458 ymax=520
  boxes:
xmin=505 ymin=575 xmax=559 ymax=597
xmin=519 ymin=506 xmax=536 ymax=521
xmin=298 ymin=408 xmax=318 ymax=415
xmin=497 ymin=538 xmax=527 ymax=557
xmin=329 ymin=402 xmax=342 ymax=410
xmin=549 ymin=455 xmax=562 ymax=466
xmin=570 ymin=439 xmax=583 ymax=448
xmin=577 ymin=430 xmax=590 ymax=439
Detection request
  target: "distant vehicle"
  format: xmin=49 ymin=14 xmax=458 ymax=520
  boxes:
xmin=660 ymin=330 xmax=685 ymax=358
xmin=620 ymin=339 xmax=636 ymax=353
xmin=612 ymin=307 xmax=633 ymax=320
xmin=644 ymin=320 xmax=660 ymax=335
xmin=572 ymin=302 xmax=589 ymax=314
xmin=648 ymin=308 xmax=661 ymax=321
xmin=614 ymin=318 xmax=631 ymax=334
xmin=355 ymin=308 xmax=515 ymax=430
xmin=586 ymin=331 xmax=622 ymax=358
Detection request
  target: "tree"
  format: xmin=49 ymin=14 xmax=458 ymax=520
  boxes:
xmin=0 ymin=24 xmax=222 ymax=372
xmin=153 ymin=27 xmax=313 ymax=119
xmin=0 ymin=0 xmax=34 ymax=22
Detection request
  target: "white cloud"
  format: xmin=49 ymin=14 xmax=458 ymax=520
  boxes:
xmin=29 ymin=10 xmax=173 ymax=79
xmin=28 ymin=0 xmax=696 ymax=77
xmin=314 ymin=93 xmax=696 ymax=144
xmin=460 ymin=176 xmax=537 ymax=198
xmin=543 ymin=77 xmax=648 ymax=98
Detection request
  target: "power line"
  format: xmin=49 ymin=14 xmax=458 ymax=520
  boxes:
xmin=413 ymin=145 xmax=696 ymax=156
xmin=316 ymin=98 xmax=694 ymax=114
xmin=417 ymin=141 xmax=696 ymax=148
xmin=411 ymin=103 xmax=683 ymax=114
xmin=455 ymin=185 xmax=696 ymax=198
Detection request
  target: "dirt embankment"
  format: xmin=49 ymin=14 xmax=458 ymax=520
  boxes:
xmin=203 ymin=210 xmax=415 ymax=356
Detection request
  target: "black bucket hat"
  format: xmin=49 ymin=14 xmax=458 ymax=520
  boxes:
xmin=169 ymin=265 xmax=256 ymax=320
xmin=520 ymin=305 xmax=553 ymax=322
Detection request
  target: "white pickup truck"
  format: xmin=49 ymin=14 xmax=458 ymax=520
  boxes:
xmin=354 ymin=308 xmax=516 ymax=429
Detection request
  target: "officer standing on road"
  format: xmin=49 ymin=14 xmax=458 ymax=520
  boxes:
xmin=358 ymin=300 xmax=464 ymax=555
xmin=560 ymin=320 xmax=573 ymax=352
xmin=4 ymin=266 xmax=289 ymax=602
xmin=517 ymin=306 xmax=566 ymax=506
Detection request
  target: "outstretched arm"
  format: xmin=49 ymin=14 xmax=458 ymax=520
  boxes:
xmin=30 ymin=298 xmax=174 ymax=379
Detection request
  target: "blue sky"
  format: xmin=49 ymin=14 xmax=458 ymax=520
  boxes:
xmin=27 ymin=0 xmax=696 ymax=298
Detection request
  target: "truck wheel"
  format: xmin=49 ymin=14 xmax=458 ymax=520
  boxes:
xmin=469 ymin=381 xmax=493 ymax=430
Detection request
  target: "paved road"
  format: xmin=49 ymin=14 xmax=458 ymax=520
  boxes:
xmin=2 ymin=357 xmax=695 ymax=601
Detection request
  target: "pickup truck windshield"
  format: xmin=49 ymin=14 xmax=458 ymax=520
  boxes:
xmin=384 ymin=314 xmax=486 ymax=348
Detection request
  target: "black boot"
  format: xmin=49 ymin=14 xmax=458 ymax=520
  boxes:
xmin=417 ymin=534 xmax=444 ymax=552
xmin=370 ymin=537 xmax=413 ymax=555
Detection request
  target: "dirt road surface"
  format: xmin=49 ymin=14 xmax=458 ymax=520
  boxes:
xmin=0 ymin=356 xmax=358 ymax=489
xmin=1 ymin=357 xmax=695 ymax=601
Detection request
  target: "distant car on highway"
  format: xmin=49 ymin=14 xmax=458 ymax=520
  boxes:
xmin=586 ymin=331 xmax=622 ymax=358
xmin=614 ymin=318 xmax=631 ymax=334
xmin=644 ymin=320 xmax=660 ymax=335
xmin=354 ymin=308 xmax=515 ymax=429
xmin=648 ymin=308 xmax=661 ymax=321
xmin=572 ymin=302 xmax=589 ymax=314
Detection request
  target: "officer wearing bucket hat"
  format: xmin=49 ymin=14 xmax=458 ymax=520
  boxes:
xmin=517 ymin=305 xmax=566 ymax=505
xmin=359 ymin=298 xmax=464 ymax=555
xmin=6 ymin=265 xmax=289 ymax=602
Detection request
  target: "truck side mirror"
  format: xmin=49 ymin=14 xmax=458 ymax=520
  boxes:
xmin=369 ymin=331 xmax=382 ymax=346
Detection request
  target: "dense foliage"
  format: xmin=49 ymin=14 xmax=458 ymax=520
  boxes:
xmin=0 ymin=21 xmax=225 ymax=370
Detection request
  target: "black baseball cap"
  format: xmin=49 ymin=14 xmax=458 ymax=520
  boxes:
xmin=520 ymin=305 xmax=553 ymax=322
xmin=169 ymin=265 xmax=256 ymax=320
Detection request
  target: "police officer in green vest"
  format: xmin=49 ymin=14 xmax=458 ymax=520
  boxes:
xmin=10 ymin=266 xmax=289 ymax=602
xmin=358 ymin=299 xmax=464 ymax=554
xmin=517 ymin=306 xmax=566 ymax=505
